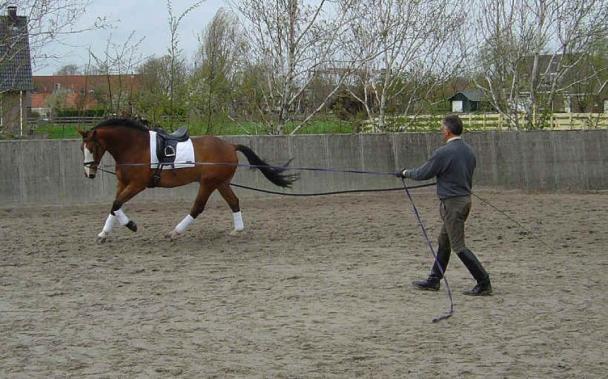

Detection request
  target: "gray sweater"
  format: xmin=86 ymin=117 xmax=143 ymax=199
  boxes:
xmin=405 ymin=139 xmax=476 ymax=199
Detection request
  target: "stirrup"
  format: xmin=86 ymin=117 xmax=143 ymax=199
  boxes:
xmin=164 ymin=146 xmax=176 ymax=157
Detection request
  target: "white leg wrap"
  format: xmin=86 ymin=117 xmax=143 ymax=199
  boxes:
xmin=114 ymin=209 xmax=130 ymax=226
xmin=233 ymin=211 xmax=244 ymax=231
xmin=175 ymin=215 xmax=195 ymax=234
xmin=102 ymin=214 xmax=116 ymax=234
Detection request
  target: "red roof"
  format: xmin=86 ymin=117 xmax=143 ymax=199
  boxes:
xmin=32 ymin=74 xmax=141 ymax=109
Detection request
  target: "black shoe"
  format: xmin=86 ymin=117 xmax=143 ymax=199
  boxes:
xmin=463 ymin=280 xmax=492 ymax=296
xmin=457 ymin=249 xmax=492 ymax=296
xmin=412 ymin=278 xmax=440 ymax=291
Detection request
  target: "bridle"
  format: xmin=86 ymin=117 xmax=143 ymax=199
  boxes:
xmin=82 ymin=139 xmax=101 ymax=171
xmin=83 ymin=160 xmax=99 ymax=169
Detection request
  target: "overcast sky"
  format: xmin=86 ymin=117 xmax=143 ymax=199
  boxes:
xmin=35 ymin=0 xmax=226 ymax=75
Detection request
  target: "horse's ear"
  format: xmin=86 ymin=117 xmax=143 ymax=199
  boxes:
xmin=91 ymin=130 xmax=97 ymax=140
xmin=76 ymin=127 xmax=86 ymax=137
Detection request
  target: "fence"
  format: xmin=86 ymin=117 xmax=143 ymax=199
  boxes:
xmin=463 ymin=113 xmax=608 ymax=130
xmin=365 ymin=113 xmax=608 ymax=132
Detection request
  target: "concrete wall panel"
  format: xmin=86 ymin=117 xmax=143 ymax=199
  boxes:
xmin=1 ymin=130 xmax=606 ymax=207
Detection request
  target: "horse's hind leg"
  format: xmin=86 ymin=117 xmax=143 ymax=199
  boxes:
xmin=167 ymin=183 xmax=214 ymax=240
xmin=217 ymin=182 xmax=244 ymax=234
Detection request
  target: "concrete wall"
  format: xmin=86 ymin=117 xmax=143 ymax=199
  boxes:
xmin=1 ymin=130 xmax=606 ymax=207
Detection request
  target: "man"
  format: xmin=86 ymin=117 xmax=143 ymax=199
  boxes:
xmin=399 ymin=115 xmax=492 ymax=296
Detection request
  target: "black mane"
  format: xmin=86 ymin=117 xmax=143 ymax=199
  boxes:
xmin=93 ymin=118 xmax=150 ymax=133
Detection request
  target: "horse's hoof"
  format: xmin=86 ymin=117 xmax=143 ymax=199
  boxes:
xmin=126 ymin=221 xmax=138 ymax=232
xmin=96 ymin=232 xmax=108 ymax=244
xmin=229 ymin=229 xmax=244 ymax=236
xmin=165 ymin=230 xmax=181 ymax=240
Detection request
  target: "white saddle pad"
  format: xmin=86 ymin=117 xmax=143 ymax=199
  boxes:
xmin=149 ymin=131 xmax=196 ymax=169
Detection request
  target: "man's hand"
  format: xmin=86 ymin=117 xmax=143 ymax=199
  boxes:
xmin=396 ymin=169 xmax=409 ymax=178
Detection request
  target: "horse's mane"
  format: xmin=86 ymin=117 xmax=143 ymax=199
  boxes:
xmin=93 ymin=118 xmax=151 ymax=133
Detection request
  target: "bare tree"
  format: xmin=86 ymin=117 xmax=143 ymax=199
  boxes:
xmin=473 ymin=0 xmax=608 ymax=129
xmin=564 ymin=37 xmax=608 ymax=113
xmin=135 ymin=55 xmax=178 ymax=124
xmin=342 ymin=0 xmax=468 ymax=131
xmin=166 ymin=0 xmax=204 ymax=124
xmin=190 ymin=8 xmax=247 ymax=134
xmin=89 ymin=32 xmax=145 ymax=115
xmin=231 ymin=0 xmax=362 ymax=135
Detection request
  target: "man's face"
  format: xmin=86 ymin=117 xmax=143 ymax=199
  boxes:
xmin=441 ymin=123 xmax=451 ymax=142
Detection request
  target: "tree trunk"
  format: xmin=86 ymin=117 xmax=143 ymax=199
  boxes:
xmin=528 ymin=53 xmax=540 ymax=129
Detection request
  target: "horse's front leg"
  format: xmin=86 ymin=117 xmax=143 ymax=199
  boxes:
xmin=97 ymin=182 xmax=145 ymax=244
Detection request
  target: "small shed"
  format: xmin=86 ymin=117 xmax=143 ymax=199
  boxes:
xmin=448 ymin=89 xmax=483 ymax=113
xmin=0 ymin=5 xmax=33 ymax=136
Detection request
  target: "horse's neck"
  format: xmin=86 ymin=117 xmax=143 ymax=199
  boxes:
xmin=99 ymin=128 xmax=148 ymax=163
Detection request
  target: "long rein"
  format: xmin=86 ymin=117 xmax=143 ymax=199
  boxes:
xmin=88 ymin=160 xmax=438 ymax=195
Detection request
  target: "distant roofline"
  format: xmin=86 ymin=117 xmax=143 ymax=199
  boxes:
xmin=33 ymin=74 xmax=141 ymax=78
xmin=448 ymin=89 xmax=484 ymax=102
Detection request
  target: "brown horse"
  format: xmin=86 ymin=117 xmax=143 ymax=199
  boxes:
xmin=78 ymin=118 xmax=296 ymax=243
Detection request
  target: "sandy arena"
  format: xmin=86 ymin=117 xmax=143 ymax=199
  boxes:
xmin=1 ymin=189 xmax=607 ymax=377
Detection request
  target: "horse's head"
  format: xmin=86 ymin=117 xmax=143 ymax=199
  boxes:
xmin=78 ymin=128 xmax=105 ymax=179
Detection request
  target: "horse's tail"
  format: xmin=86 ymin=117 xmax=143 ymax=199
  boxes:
xmin=234 ymin=144 xmax=299 ymax=188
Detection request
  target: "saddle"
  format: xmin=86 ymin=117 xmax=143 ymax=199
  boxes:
xmin=150 ymin=126 xmax=190 ymax=187
xmin=155 ymin=126 xmax=190 ymax=164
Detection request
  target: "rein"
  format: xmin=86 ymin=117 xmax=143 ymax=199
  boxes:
xmin=230 ymin=182 xmax=435 ymax=196
xmin=88 ymin=160 xmax=436 ymax=196
xmin=400 ymin=178 xmax=454 ymax=322
xmin=101 ymin=160 xmax=401 ymax=177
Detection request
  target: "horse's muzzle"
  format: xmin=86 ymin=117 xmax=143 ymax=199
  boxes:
xmin=87 ymin=173 xmax=96 ymax=179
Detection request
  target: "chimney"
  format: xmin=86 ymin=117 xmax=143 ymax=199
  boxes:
xmin=7 ymin=5 xmax=17 ymax=19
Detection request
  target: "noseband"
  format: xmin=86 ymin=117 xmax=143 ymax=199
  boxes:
xmin=83 ymin=160 xmax=99 ymax=169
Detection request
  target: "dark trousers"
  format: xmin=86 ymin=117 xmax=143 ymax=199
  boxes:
xmin=430 ymin=195 xmax=489 ymax=283
xmin=439 ymin=196 xmax=471 ymax=253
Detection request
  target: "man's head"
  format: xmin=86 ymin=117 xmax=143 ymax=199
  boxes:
xmin=441 ymin=114 xmax=463 ymax=141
